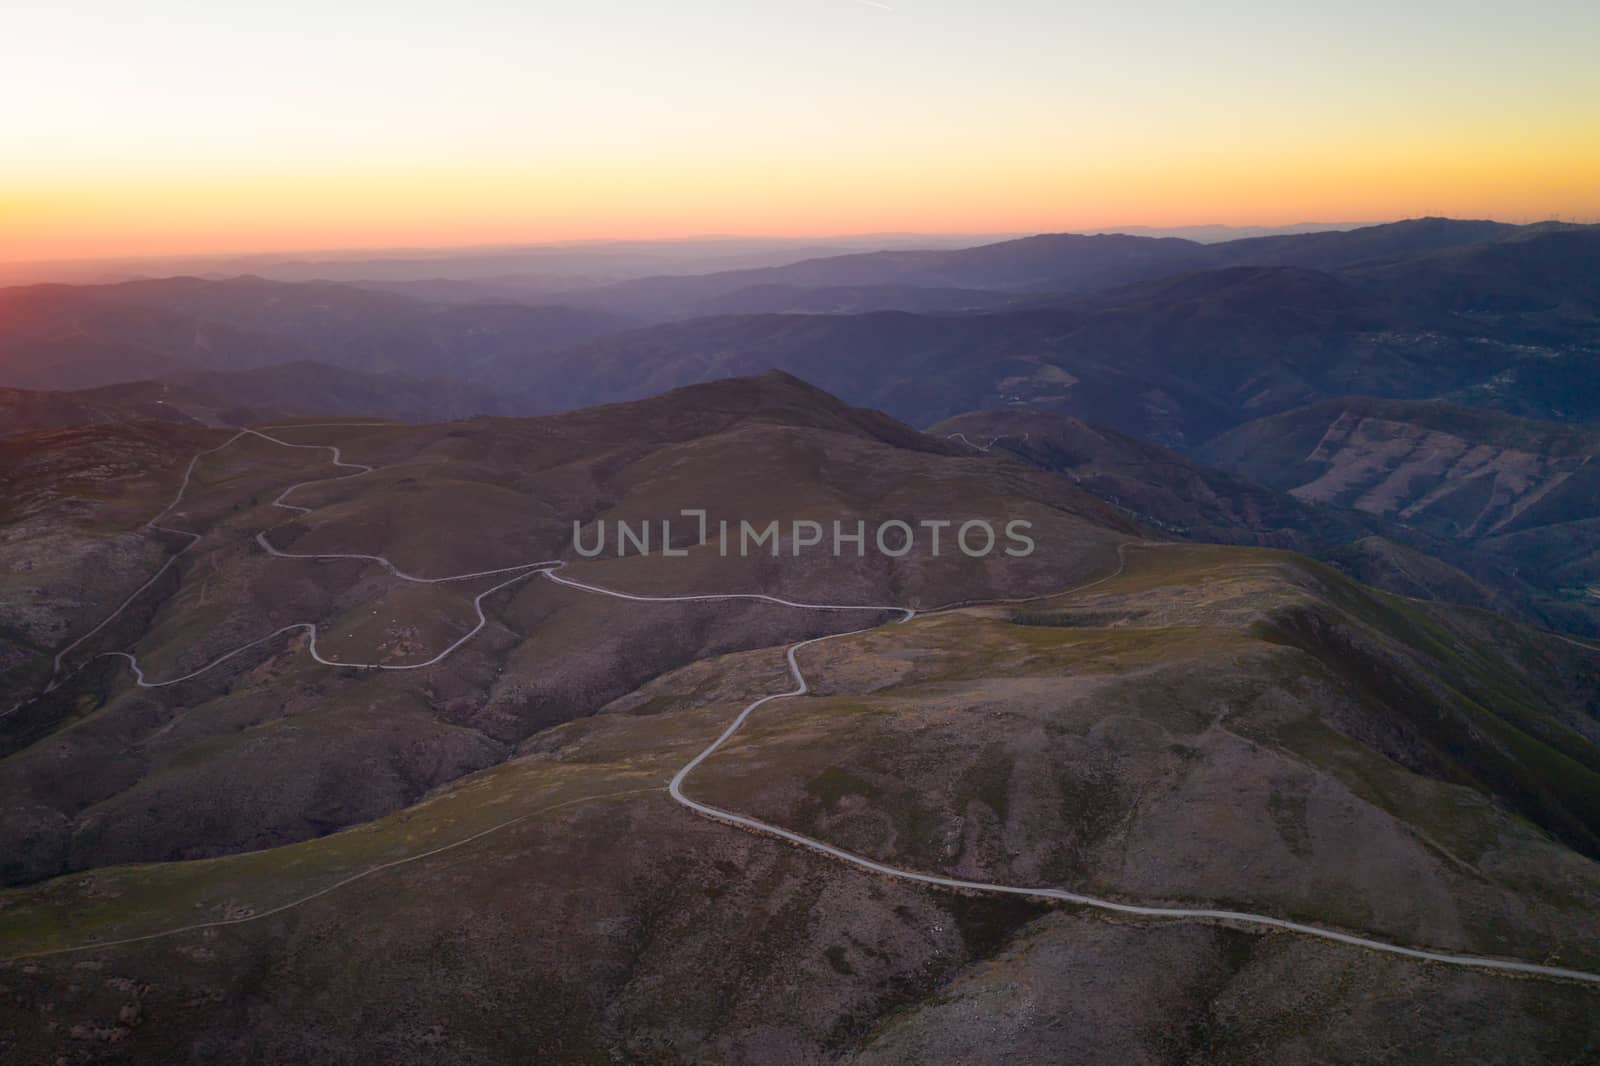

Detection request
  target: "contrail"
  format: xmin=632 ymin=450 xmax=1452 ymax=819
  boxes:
xmin=852 ymin=0 xmax=893 ymax=9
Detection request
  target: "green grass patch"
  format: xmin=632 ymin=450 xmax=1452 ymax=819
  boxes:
xmin=0 ymin=757 xmax=663 ymax=958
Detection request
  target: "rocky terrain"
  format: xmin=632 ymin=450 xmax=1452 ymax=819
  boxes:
xmin=1201 ymin=399 xmax=1600 ymax=537
xmin=1203 ymin=398 xmax=1600 ymax=635
xmin=1 ymin=542 xmax=1596 ymax=1063
xmin=0 ymin=376 xmax=1597 ymax=1062
xmin=928 ymin=408 xmax=1380 ymax=550
xmin=0 ymin=373 xmax=1129 ymax=888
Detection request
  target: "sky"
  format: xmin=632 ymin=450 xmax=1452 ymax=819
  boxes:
xmin=3 ymin=0 xmax=1599 ymax=261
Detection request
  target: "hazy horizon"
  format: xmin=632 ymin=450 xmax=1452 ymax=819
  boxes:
xmin=5 ymin=215 xmax=1574 ymax=286
xmin=6 ymin=1 xmax=1598 ymax=262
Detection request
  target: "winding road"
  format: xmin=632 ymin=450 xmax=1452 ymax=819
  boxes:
xmin=3 ymin=424 xmax=561 ymax=704
xmin=4 ymin=427 xmax=1600 ymax=987
xmin=946 ymin=430 xmax=1029 ymax=454
xmin=663 ymin=600 xmax=1600 ymax=987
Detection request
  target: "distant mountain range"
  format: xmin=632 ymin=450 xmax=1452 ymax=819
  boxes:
xmin=4 ymin=219 xmax=1595 ymax=439
xmin=548 ymin=217 xmax=1523 ymax=316
xmin=542 ymin=224 xmax=1600 ymax=442
xmin=0 ymin=362 xmax=519 ymax=437
xmin=1090 ymin=221 xmax=1374 ymax=242
xmin=0 ymin=277 xmax=632 ymax=389
xmin=2 ymin=218 xmax=1597 ymax=638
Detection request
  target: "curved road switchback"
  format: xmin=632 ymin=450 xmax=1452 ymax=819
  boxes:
xmin=3 ymin=425 xmax=563 ymax=705
xmin=5 ymin=429 xmax=1600 ymax=987
xmin=561 ymin=554 xmax=1600 ymax=987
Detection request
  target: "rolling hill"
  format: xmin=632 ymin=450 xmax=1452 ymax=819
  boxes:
xmin=0 ymin=372 xmax=1131 ymax=887
xmin=539 ymin=251 xmax=1598 ymax=444
xmin=0 ymin=284 xmax=309 ymax=390
xmin=2 ymin=374 xmax=1598 ymax=1061
xmin=2 ymin=536 xmax=1597 ymax=1061
xmin=0 ymin=363 xmax=522 ymax=437
xmin=0 ymin=278 xmax=635 ymax=392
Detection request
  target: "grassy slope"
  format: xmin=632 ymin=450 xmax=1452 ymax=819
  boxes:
xmin=689 ymin=545 xmax=1600 ymax=967
xmin=2 ymin=544 xmax=1596 ymax=1062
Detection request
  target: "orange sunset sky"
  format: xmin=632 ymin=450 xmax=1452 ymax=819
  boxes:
xmin=4 ymin=1 xmax=1598 ymax=263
